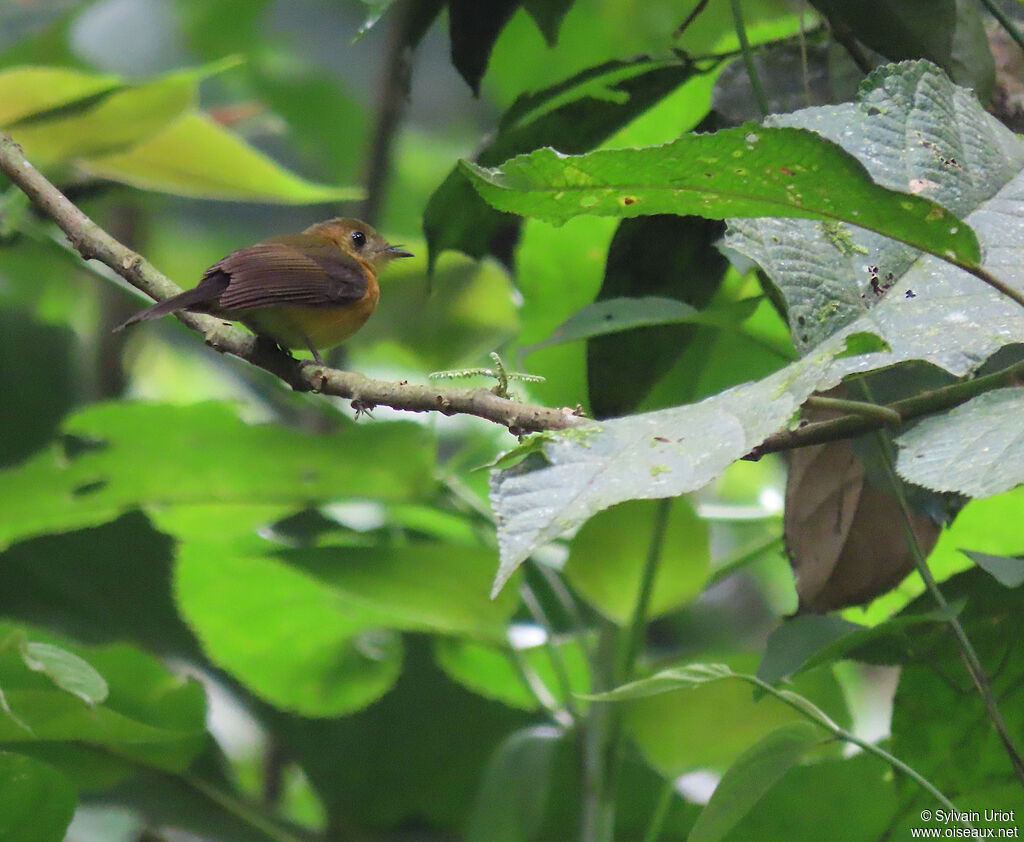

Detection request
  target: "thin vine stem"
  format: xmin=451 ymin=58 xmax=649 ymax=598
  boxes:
xmin=521 ymin=582 xmax=580 ymax=722
xmin=739 ymin=674 xmax=972 ymax=827
xmin=730 ymin=0 xmax=769 ymax=117
xmin=852 ymin=382 xmax=1024 ymax=787
xmin=640 ymin=776 xmax=677 ymax=842
xmin=976 ymin=0 xmax=1024 ymax=56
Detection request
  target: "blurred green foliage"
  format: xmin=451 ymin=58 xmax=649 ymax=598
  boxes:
xmin=0 ymin=2 xmax=1021 ymax=841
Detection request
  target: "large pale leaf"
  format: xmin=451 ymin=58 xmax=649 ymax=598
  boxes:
xmin=487 ymin=61 xmax=1024 ymax=593
xmin=489 ymin=339 xmax=844 ymax=594
xmin=80 ymin=111 xmax=362 ymax=203
xmin=726 ymin=61 xmax=1024 ymax=370
xmin=895 ymin=388 xmax=1024 ymax=497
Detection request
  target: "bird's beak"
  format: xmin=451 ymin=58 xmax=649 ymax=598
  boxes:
xmin=385 ymin=244 xmax=414 ymax=258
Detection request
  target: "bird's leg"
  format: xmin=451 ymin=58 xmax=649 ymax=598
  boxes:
xmin=296 ymin=331 xmax=326 ymax=366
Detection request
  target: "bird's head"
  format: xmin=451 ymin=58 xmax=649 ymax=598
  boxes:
xmin=305 ymin=217 xmax=414 ymax=267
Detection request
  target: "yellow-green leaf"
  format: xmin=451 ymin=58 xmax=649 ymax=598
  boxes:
xmin=0 ymin=65 xmax=120 ymax=125
xmin=7 ymin=58 xmax=240 ymax=166
xmin=81 ymin=111 xmax=363 ymax=203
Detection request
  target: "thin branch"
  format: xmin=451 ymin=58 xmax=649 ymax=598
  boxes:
xmin=360 ymin=0 xmax=414 ymax=226
xmin=0 ymin=132 xmax=589 ymax=434
xmin=747 ymin=356 xmax=1024 ymax=459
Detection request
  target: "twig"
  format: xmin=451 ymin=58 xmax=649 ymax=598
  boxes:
xmin=747 ymin=356 xmax=1024 ymax=459
xmin=673 ymin=0 xmax=710 ymax=39
xmin=803 ymin=394 xmax=901 ymax=426
xmin=0 ymin=132 xmax=589 ymax=434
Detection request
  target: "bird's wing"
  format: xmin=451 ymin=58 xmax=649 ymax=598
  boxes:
xmin=207 ymin=240 xmax=369 ymax=311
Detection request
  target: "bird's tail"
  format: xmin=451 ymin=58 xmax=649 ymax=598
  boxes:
xmin=113 ymin=286 xmax=213 ymax=332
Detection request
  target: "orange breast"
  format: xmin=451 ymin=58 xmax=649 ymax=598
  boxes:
xmin=240 ymin=276 xmax=379 ymax=351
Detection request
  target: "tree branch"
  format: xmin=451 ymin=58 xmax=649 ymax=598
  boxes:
xmin=0 ymin=131 xmax=589 ymax=433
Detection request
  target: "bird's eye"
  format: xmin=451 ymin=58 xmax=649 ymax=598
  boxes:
xmin=350 ymin=230 xmax=367 ymax=249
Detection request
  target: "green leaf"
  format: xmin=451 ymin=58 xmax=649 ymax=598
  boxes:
xmin=174 ymin=542 xmax=403 ymax=717
xmin=461 ymin=123 xmax=978 ymax=265
xmin=614 ymin=660 xmax=848 ymax=776
xmin=0 ymin=631 xmax=206 ymax=772
xmin=896 ymin=388 xmax=1024 ymax=498
xmin=0 ymin=752 xmax=76 ymax=842
xmin=0 ymin=65 xmax=119 ymax=125
xmin=434 ymin=635 xmax=591 ymax=710
xmin=721 ymin=751 xmax=897 ymax=842
xmin=19 ymin=642 xmax=108 ymax=707
xmin=961 ymin=550 xmax=1024 ymax=588
xmin=889 ymin=568 xmax=1024 ymax=794
xmin=465 ymin=725 xmax=562 ymax=842
xmin=0 ymin=309 xmax=76 ymax=468
xmin=447 ymin=0 xmax=521 ymax=94
xmin=807 ymin=0 xmax=993 ymax=101
xmin=488 ymin=337 xmax=846 ymax=594
xmin=520 ymin=0 xmax=573 ymax=45
xmin=8 ymin=58 xmax=239 ymax=166
xmin=282 ymin=543 xmax=521 ymax=641
xmin=587 ymin=663 xmax=736 ymax=702
xmin=488 ymin=61 xmax=1024 ymax=591
xmin=564 ymin=498 xmax=709 ymax=624
xmin=0 ymin=512 xmax=197 ymax=657
xmin=688 ymin=722 xmax=821 ymax=842
xmin=425 ymin=55 xmax=707 ymax=268
xmin=727 ymin=60 xmax=1024 ymax=362
xmin=273 ymin=640 xmax=534 ymax=831
xmin=586 ymin=215 xmax=730 ymax=418
xmin=756 ymin=608 xmax=960 ymax=683
xmin=0 ymin=402 xmax=434 ymax=549
xmin=80 ymin=111 xmax=363 ymax=203
xmin=524 ymin=295 xmax=759 ymax=355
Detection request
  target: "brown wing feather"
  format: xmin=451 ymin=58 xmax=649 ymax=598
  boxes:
xmin=210 ymin=242 xmax=368 ymax=311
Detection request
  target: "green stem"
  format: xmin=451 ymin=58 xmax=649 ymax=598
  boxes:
xmin=802 ymin=395 xmax=901 ymax=425
xmin=641 ymin=776 xmax=677 ymax=842
xmin=521 ymin=582 xmax=580 ymax=721
xmin=851 ymin=381 xmax=1024 ymax=787
xmin=742 ymin=675 xmax=972 ymax=828
xmin=730 ymin=0 xmax=769 ymax=117
xmin=870 ymin=435 xmax=1024 ymax=787
xmin=617 ymin=499 xmax=673 ymax=684
xmin=580 ymin=622 xmax=619 ymax=842
xmin=593 ymin=499 xmax=674 ymax=842
xmin=182 ymin=773 xmax=306 ymax=842
xmin=704 ymin=535 xmax=784 ymax=589
xmin=975 ymin=0 xmax=1024 ymax=55
xmin=963 ymin=262 xmax=1024 ymax=311
xmin=751 ymin=355 xmax=1024 ymax=458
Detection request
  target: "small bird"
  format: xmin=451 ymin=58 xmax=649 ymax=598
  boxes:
xmin=116 ymin=218 xmax=413 ymax=364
